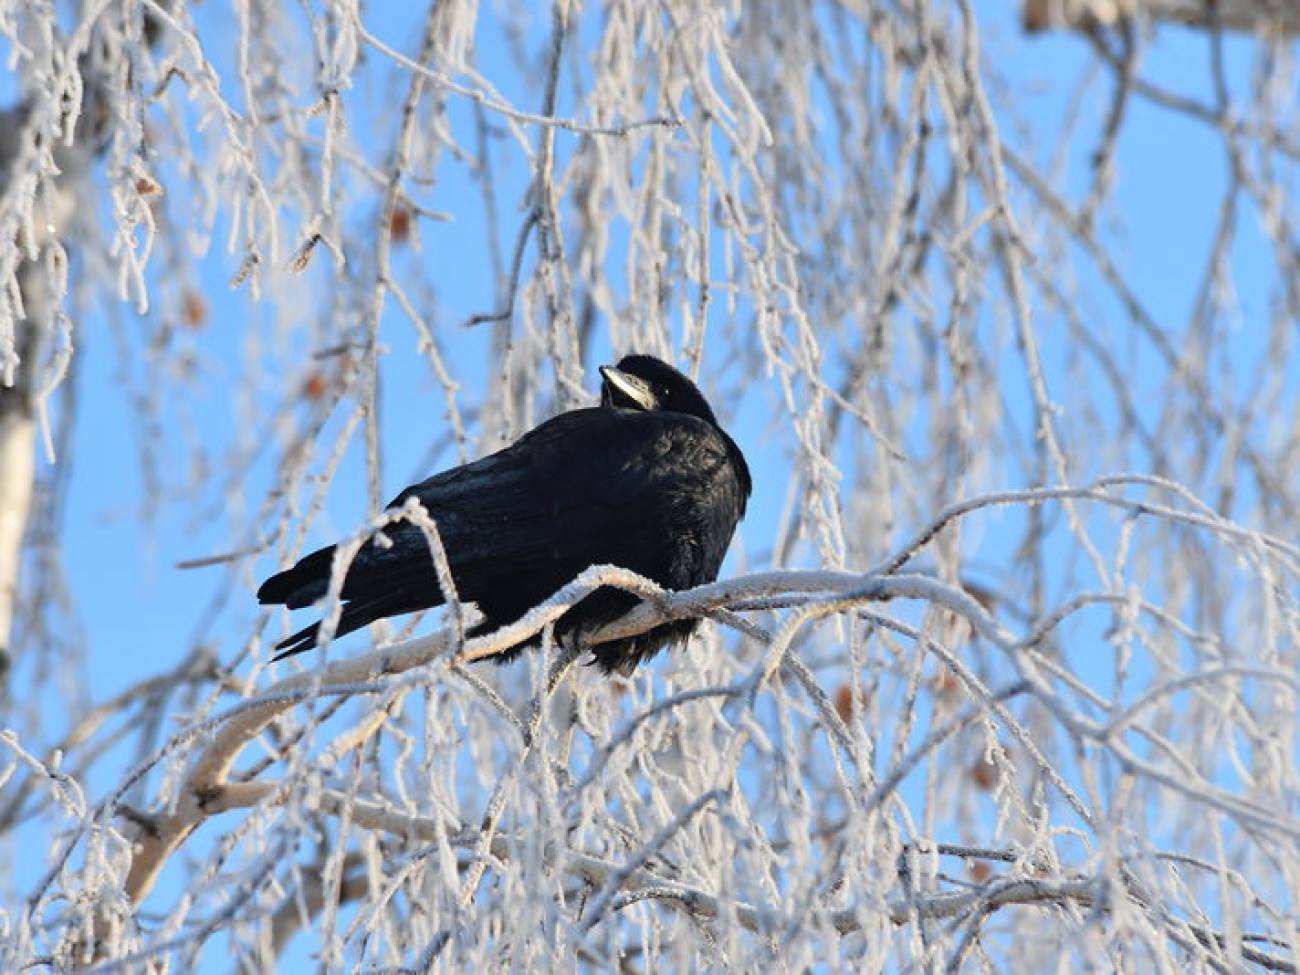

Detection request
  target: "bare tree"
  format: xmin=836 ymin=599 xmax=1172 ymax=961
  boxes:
xmin=1 ymin=1 xmax=1297 ymax=972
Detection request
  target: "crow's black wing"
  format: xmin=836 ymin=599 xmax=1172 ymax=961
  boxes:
xmin=375 ymin=406 xmax=742 ymax=618
xmin=259 ymin=406 xmax=745 ymax=656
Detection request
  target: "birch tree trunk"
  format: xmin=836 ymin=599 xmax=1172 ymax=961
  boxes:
xmin=0 ymin=328 xmax=35 ymax=693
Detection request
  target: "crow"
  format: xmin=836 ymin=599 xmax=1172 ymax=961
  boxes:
xmin=257 ymin=354 xmax=751 ymax=674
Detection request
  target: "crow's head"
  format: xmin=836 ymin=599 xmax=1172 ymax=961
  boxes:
xmin=599 ymin=354 xmax=718 ymax=425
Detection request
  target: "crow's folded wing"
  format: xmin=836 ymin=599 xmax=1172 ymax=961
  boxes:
xmin=356 ymin=407 xmax=740 ymax=612
xmin=260 ymin=407 xmax=742 ymax=626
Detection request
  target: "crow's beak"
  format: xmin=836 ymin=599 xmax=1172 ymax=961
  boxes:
xmin=599 ymin=365 xmax=658 ymax=412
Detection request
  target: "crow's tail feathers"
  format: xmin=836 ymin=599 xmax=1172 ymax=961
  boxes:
xmin=256 ymin=546 xmax=337 ymax=609
xmin=269 ymin=622 xmax=325 ymax=660
xmin=267 ymin=591 xmax=424 ymax=661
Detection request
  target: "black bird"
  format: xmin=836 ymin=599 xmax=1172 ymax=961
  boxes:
xmin=257 ymin=354 xmax=751 ymax=674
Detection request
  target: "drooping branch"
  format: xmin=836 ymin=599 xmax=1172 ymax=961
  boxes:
xmin=1023 ymin=0 xmax=1300 ymax=34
